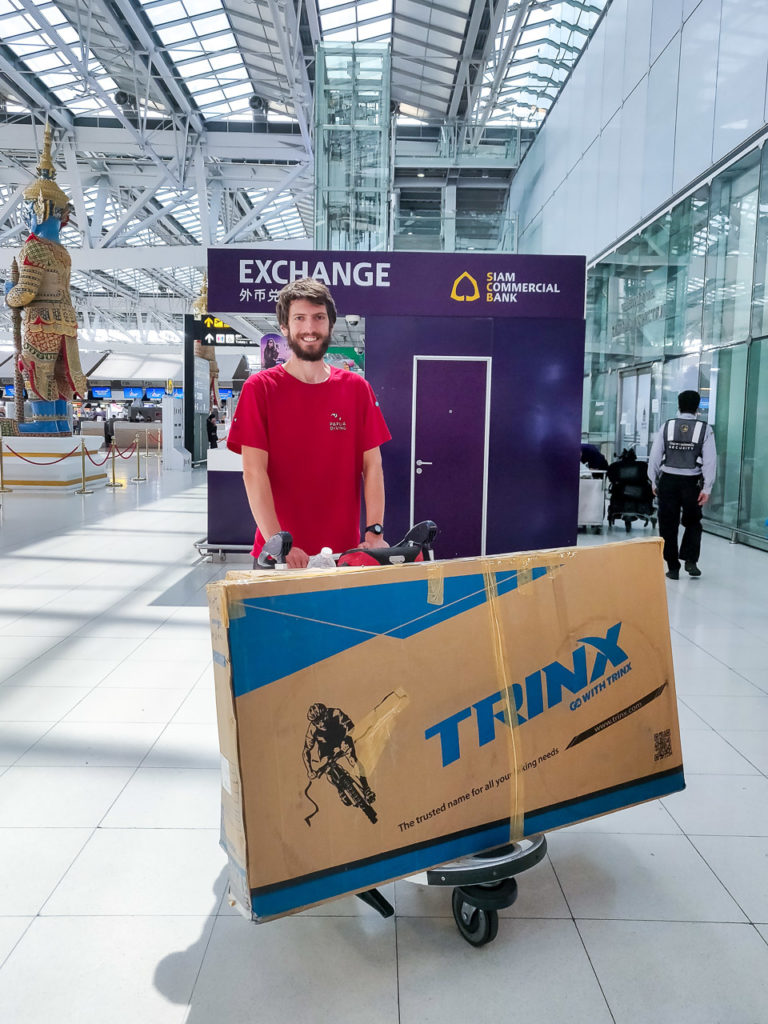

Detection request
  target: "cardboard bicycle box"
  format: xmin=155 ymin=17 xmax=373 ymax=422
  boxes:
xmin=207 ymin=537 xmax=684 ymax=921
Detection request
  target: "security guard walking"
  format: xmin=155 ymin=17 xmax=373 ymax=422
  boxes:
xmin=648 ymin=390 xmax=716 ymax=580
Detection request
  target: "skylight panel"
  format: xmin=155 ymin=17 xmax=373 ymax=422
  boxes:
xmin=319 ymin=0 xmax=392 ymax=42
xmin=143 ymin=1 xmax=188 ymax=26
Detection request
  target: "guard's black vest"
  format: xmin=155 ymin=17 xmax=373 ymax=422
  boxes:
xmin=662 ymin=417 xmax=705 ymax=473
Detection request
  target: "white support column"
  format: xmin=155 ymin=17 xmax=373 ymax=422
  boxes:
xmin=443 ymin=183 xmax=457 ymax=251
xmin=195 ymin=142 xmax=211 ymax=247
xmin=62 ymin=135 xmax=93 ymax=248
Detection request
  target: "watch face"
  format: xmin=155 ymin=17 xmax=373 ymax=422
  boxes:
xmin=367 ymin=523 xmax=383 ymax=535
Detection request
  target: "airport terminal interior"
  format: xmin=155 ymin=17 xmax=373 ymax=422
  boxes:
xmin=1 ymin=0 xmax=767 ymax=1021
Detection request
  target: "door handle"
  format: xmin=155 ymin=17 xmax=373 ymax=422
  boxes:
xmin=416 ymin=460 xmax=432 ymax=466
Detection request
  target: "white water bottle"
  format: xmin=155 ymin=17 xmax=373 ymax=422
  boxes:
xmin=307 ymin=547 xmax=336 ymax=569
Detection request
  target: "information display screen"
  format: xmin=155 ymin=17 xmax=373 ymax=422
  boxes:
xmin=193 ymin=357 xmax=209 ymax=414
xmin=124 ymin=386 xmax=144 ymax=399
xmin=92 ymin=386 xmax=112 ymax=399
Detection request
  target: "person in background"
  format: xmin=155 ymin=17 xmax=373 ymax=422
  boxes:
xmin=648 ymin=390 xmax=716 ymax=580
xmin=207 ymin=411 xmax=219 ymax=449
xmin=580 ymin=442 xmax=609 ymax=474
xmin=227 ymin=277 xmax=391 ymax=568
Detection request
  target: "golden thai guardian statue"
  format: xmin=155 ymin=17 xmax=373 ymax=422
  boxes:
xmin=5 ymin=124 xmax=87 ymax=417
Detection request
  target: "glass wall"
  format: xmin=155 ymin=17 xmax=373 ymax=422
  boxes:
xmin=740 ymin=338 xmax=768 ymax=538
xmin=584 ymin=141 xmax=768 ymax=550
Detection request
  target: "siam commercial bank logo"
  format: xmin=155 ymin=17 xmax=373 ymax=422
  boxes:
xmin=450 ymin=272 xmax=480 ymax=302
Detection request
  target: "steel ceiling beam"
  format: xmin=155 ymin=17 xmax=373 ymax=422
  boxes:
xmin=266 ymin=0 xmax=314 ymax=157
xmin=13 ymin=0 xmax=183 ymax=188
xmin=97 ymin=0 xmax=205 ymax=135
xmin=471 ymin=0 xmax=533 ymax=143
xmin=0 ymin=45 xmax=74 ymax=128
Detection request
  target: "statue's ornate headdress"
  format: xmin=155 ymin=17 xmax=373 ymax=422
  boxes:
xmin=192 ymin=273 xmax=208 ymax=320
xmin=23 ymin=123 xmax=70 ymax=220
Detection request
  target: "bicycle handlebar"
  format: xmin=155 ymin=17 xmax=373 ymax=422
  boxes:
xmin=257 ymin=520 xmax=438 ymax=569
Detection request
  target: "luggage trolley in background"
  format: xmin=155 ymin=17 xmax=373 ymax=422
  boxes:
xmin=578 ymin=469 xmax=607 ymax=533
xmin=606 ymin=448 xmax=657 ymax=533
xmin=257 ymin=523 xmax=548 ymax=947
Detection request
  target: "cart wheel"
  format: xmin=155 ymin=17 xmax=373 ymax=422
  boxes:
xmin=451 ymin=889 xmax=499 ymax=947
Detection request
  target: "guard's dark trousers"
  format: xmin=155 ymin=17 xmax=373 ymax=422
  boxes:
xmin=656 ymin=473 xmax=703 ymax=572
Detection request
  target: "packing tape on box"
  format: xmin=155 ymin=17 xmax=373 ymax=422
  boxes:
xmin=482 ymin=558 xmax=524 ymax=843
xmin=351 ymin=687 xmax=410 ymax=776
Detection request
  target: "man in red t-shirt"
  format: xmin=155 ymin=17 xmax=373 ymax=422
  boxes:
xmin=227 ymin=278 xmax=391 ymax=568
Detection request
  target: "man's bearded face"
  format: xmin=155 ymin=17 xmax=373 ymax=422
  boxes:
xmin=282 ymin=300 xmax=332 ymax=362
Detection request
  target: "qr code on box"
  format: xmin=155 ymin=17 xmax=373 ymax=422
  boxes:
xmin=654 ymin=728 xmax=672 ymax=761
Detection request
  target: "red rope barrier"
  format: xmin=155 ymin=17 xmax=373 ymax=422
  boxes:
xmin=148 ymin=432 xmax=161 ymax=445
xmin=85 ymin=449 xmax=112 ymax=467
xmin=115 ymin=442 xmax=137 ymax=459
xmin=4 ymin=445 xmax=79 ymax=465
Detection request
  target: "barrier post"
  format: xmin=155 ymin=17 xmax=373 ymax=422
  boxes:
xmin=156 ymin=428 xmax=162 ymax=461
xmin=131 ymin=434 xmax=146 ymax=482
xmin=0 ymin=438 xmax=12 ymax=493
xmin=75 ymin=440 xmax=94 ymax=495
xmin=105 ymin=440 xmax=123 ymax=489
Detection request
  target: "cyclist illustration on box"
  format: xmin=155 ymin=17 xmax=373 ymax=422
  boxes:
xmin=302 ymin=702 xmax=377 ymax=825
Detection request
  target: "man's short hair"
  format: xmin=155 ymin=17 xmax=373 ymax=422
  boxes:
xmin=678 ymin=390 xmax=700 ymax=414
xmin=275 ymin=278 xmax=337 ymax=328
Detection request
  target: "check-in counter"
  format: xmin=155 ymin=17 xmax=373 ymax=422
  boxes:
xmin=80 ymin=420 xmax=162 ymax=451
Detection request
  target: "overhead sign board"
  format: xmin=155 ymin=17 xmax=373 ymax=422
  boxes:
xmin=207 ymin=248 xmax=586 ymax=320
xmin=196 ymin=315 xmax=255 ymax=347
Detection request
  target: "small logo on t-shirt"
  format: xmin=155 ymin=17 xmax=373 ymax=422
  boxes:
xmin=329 ymin=412 xmax=347 ymax=431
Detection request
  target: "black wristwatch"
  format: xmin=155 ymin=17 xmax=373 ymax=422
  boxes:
xmin=365 ymin=523 xmax=383 ymax=536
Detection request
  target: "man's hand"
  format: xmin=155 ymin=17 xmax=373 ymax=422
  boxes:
xmin=698 ymin=491 xmax=710 ymax=506
xmin=286 ymin=546 xmax=310 ymax=569
xmin=361 ymin=533 xmax=388 ymax=550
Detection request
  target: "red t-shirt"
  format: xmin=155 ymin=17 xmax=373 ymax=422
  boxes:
xmin=227 ymin=365 xmax=391 ymax=556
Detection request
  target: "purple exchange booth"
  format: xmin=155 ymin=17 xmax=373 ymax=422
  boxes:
xmin=206 ymin=249 xmax=586 ymax=559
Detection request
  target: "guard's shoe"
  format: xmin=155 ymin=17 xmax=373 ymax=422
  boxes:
xmin=666 ymin=569 xmax=679 ymax=580
xmin=685 ymin=561 xmax=702 ymax=577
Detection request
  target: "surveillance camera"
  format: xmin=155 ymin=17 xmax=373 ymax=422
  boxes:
xmin=345 ymin=314 xmax=361 ymax=327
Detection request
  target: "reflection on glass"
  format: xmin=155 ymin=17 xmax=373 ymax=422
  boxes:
xmin=751 ymin=146 xmax=768 ymax=340
xmin=667 ymin=186 xmax=709 ymax=354
xmin=739 ymin=338 xmax=768 ymax=536
xmin=703 ymin=149 xmax=760 ymax=348
xmin=700 ymin=346 xmax=747 ymax=528
xmin=660 ymin=354 xmax=698 ymax=425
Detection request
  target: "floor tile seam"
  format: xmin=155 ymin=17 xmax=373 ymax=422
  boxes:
xmin=5 ymin=720 xmax=60 ymax=769
xmin=570 ymin=915 xmax=760 ymax=926
xmin=0 ymin=917 xmax=34 ymax=972
xmin=671 ymin=642 xmax=765 ymax=684
xmin=34 ymin=911 xmax=223 ymax=919
xmin=32 ymin=826 xmax=99 ymax=918
xmin=709 ymin=733 xmax=768 ymax=778
xmin=680 ymin=831 xmax=754 ymax=923
xmin=561 ymin=917 xmax=616 ymax=1020
xmin=133 ymin=709 xmax=206 ymax=773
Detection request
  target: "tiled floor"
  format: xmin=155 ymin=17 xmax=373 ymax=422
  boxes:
xmin=0 ymin=463 xmax=766 ymax=1024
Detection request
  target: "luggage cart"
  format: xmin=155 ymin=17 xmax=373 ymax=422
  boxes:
xmin=578 ymin=469 xmax=606 ymax=533
xmin=607 ymin=449 xmax=657 ymax=533
xmin=257 ymin=523 xmax=548 ymax=946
